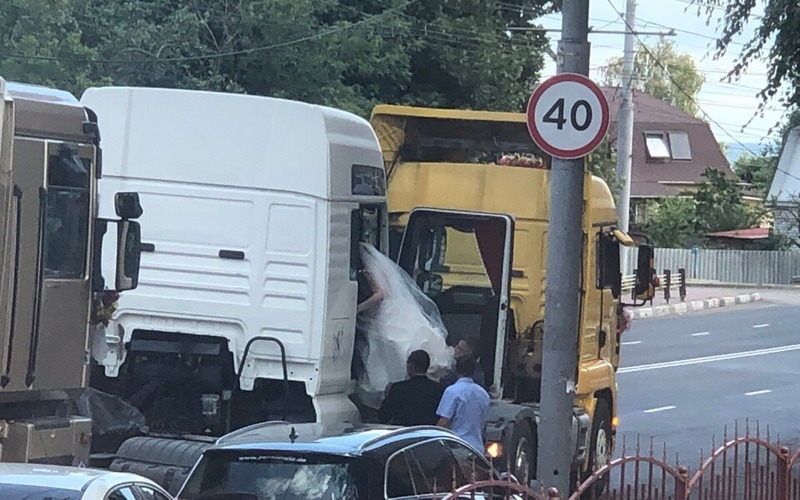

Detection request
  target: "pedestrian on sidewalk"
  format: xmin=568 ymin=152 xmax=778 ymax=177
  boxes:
xmin=436 ymin=355 xmax=490 ymax=452
xmin=378 ymin=350 xmax=444 ymax=426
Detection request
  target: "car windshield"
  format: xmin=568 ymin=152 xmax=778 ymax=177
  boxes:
xmin=0 ymin=484 xmax=81 ymax=500
xmin=180 ymin=451 xmax=361 ymax=500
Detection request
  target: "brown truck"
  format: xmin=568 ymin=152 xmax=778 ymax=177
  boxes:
xmin=0 ymin=78 xmax=142 ymax=466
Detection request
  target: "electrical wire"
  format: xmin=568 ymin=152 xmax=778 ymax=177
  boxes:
xmin=604 ymin=0 xmax=800 ymax=185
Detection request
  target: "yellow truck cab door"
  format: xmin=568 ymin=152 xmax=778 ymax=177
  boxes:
xmin=396 ymin=208 xmax=514 ymax=397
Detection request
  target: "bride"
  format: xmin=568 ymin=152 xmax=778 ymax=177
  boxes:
xmin=355 ymin=243 xmax=453 ymax=408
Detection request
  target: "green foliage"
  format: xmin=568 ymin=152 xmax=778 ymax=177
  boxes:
xmin=639 ymin=168 xmax=762 ymax=248
xmin=700 ymin=0 xmax=800 ymax=115
xmin=640 ymin=197 xmax=701 ymax=248
xmin=0 ymin=0 xmax=555 ymax=117
xmin=601 ymin=39 xmax=704 ymax=117
xmin=732 ymin=145 xmax=778 ymax=198
xmin=694 ymin=168 xmax=761 ymax=233
xmin=586 ymin=140 xmax=622 ymax=200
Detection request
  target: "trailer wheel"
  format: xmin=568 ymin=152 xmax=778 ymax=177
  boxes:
xmin=507 ymin=422 xmax=536 ymax=483
xmin=583 ymin=398 xmax=611 ymax=499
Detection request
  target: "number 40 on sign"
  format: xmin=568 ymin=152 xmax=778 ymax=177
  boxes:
xmin=526 ymin=73 xmax=610 ymax=160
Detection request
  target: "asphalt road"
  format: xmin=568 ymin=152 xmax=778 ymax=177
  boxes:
xmin=615 ymin=300 xmax=800 ymax=467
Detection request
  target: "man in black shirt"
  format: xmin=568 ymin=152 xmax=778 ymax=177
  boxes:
xmin=378 ymin=350 xmax=444 ymax=426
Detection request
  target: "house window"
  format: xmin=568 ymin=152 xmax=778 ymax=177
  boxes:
xmin=644 ymin=132 xmax=670 ymax=160
xmin=668 ymin=131 xmax=692 ymax=160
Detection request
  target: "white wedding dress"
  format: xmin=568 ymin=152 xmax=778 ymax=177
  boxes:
xmin=356 ymin=243 xmax=453 ymax=408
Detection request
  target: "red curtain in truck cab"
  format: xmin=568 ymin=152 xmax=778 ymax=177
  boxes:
xmin=474 ymin=219 xmax=506 ymax=294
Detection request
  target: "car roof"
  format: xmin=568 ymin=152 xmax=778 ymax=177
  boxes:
xmin=0 ymin=463 xmax=162 ymax=492
xmin=211 ymin=422 xmax=461 ymax=457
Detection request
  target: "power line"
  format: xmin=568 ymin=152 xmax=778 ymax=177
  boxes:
xmin=603 ymin=0 xmax=762 ymax=150
xmin=0 ymin=0 xmax=417 ymax=65
xmin=604 ymin=0 xmax=800 ymax=185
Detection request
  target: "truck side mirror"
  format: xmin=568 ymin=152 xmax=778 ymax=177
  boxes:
xmin=115 ymin=192 xmax=143 ymax=220
xmin=417 ymin=272 xmax=443 ymax=298
xmin=634 ymin=244 xmax=656 ymax=300
xmin=597 ymin=233 xmax=621 ymax=299
xmin=116 ymin=220 xmax=142 ymax=291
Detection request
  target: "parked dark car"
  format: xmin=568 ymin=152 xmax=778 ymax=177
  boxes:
xmin=177 ymin=422 xmax=510 ymax=499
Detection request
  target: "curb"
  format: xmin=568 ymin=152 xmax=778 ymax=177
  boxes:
xmin=686 ymin=280 xmax=800 ymax=290
xmin=630 ymin=292 xmax=761 ymax=319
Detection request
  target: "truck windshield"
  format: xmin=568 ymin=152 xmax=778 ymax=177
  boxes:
xmin=44 ymin=147 xmax=90 ymax=279
xmin=180 ymin=451 xmax=361 ymax=500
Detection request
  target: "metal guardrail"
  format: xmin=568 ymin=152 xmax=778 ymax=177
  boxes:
xmin=621 ymin=268 xmax=687 ymax=304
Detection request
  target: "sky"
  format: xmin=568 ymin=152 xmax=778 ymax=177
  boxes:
xmin=536 ymin=0 xmax=783 ymax=155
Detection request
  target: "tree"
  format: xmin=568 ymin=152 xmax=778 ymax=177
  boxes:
xmin=699 ymin=0 xmax=800 ymax=117
xmin=601 ymin=39 xmax=705 ymax=116
xmin=640 ymin=197 xmax=702 ymax=248
xmin=586 ymin=140 xmax=622 ymax=200
xmin=0 ymin=0 xmax=555 ymax=117
xmin=732 ymin=145 xmax=779 ymax=198
xmin=694 ymin=167 xmax=761 ymax=233
xmin=639 ymin=168 xmax=762 ymax=248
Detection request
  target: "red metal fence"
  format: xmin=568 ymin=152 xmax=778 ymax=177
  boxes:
xmin=455 ymin=421 xmax=800 ymax=500
xmin=573 ymin=421 xmax=800 ymax=499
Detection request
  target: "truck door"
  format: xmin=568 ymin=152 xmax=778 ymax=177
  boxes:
xmin=397 ymin=209 xmax=514 ymax=396
xmin=1 ymin=140 xmax=93 ymax=392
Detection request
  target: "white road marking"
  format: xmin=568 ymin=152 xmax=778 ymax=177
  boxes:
xmin=622 ymin=341 xmax=642 ymax=346
xmin=618 ymin=343 xmax=800 ymax=374
xmin=691 ymin=332 xmax=710 ymax=337
xmin=753 ymin=324 xmax=770 ymax=329
xmin=745 ymin=389 xmax=772 ymax=396
xmin=643 ymin=405 xmax=676 ymax=414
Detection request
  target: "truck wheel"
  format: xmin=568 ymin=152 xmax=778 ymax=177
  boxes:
xmin=583 ymin=398 xmax=611 ymax=499
xmin=508 ymin=422 xmax=535 ymax=483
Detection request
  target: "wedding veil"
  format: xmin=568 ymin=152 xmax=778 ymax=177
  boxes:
xmin=356 ymin=243 xmax=454 ymax=407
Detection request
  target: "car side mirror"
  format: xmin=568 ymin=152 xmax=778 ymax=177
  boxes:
xmin=115 ymin=220 xmax=142 ymax=291
xmin=635 ymin=244 xmax=656 ymax=300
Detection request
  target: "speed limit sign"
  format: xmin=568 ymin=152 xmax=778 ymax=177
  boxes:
xmin=526 ymin=73 xmax=610 ymax=160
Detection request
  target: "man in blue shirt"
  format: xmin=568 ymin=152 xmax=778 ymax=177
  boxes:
xmin=436 ymin=355 xmax=490 ymax=452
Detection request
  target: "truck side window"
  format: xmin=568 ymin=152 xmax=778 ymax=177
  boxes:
xmin=44 ymin=147 xmax=90 ymax=279
xmin=350 ymin=205 xmax=384 ymax=281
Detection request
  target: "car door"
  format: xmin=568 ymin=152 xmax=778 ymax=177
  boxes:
xmin=385 ymin=439 xmax=464 ymax=499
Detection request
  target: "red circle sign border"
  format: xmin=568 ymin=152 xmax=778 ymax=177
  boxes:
xmin=526 ymin=73 xmax=610 ymax=160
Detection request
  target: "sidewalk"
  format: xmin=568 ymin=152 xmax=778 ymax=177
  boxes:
xmin=629 ymin=284 xmax=765 ymax=319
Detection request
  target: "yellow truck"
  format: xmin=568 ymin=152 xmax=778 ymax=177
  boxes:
xmin=371 ymin=104 xmax=655 ymax=491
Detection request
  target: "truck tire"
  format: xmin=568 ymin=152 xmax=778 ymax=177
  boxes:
xmin=507 ymin=421 xmax=536 ymax=483
xmin=583 ymin=398 xmax=611 ymax=499
xmin=110 ymin=436 xmax=211 ymax=495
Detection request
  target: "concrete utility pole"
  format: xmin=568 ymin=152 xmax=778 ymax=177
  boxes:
xmin=536 ymin=0 xmax=591 ymax=496
xmin=616 ymin=0 xmax=637 ymax=273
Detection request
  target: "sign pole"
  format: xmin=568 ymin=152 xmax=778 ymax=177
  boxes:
xmin=536 ymin=0 xmax=592 ymax=495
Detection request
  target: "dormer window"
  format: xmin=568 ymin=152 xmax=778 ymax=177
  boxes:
xmin=645 ymin=132 xmax=670 ymax=160
xmin=668 ymin=131 xmax=692 ymax=160
xmin=644 ymin=130 xmax=692 ymax=161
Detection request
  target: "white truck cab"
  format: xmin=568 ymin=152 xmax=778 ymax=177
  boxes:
xmin=82 ymin=87 xmax=387 ymax=434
